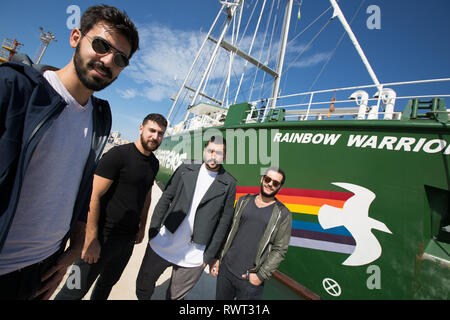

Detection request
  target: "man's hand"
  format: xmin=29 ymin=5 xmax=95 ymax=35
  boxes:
xmin=81 ymin=237 xmax=101 ymax=264
xmin=209 ymin=259 xmax=220 ymax=277
xmin=242 ymin=272 xmax=263 ymax=286
xmin=33 ymin=248 xmax=79 ymax=300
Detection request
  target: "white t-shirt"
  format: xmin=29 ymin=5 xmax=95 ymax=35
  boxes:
xmin=0 ymin=71 xmax=93 ymax=275
xmin=150 ymin=164 xmax=218 ymax=267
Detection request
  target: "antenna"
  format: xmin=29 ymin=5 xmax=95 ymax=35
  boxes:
xmin=34 ymin=27 xmax=57 ymax=64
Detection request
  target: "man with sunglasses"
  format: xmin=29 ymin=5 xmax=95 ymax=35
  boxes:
xmin=212 ymin=167 xmax=292 ymax=300
xmin=0 ymin=5 xmax=139 ymax=300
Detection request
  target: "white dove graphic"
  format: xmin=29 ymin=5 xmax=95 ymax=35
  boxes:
xmin=318 ymin=183 xmax=392 ymax=266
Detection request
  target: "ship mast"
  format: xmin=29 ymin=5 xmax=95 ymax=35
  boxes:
xmin=166 ymin=2 xmax=227 ymax=126
xmin=329 ymin=0 xmax=380 ymax=88
xmin=269 ymin=0 xmax=293 ymax=110
xmin=181 ymin=1 xmax=240 ymax=127
xmin=169 ymin=0 xmax=382 ymax=128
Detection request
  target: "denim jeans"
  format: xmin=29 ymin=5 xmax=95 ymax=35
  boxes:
xmin=216 ymin=263 xmax=264 ymax=300
xmin=54 ymin=235 xmax=135 ymax=300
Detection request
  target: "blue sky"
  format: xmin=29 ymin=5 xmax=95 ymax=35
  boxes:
xmin=1 ymin=0 xmax=449 ymax=140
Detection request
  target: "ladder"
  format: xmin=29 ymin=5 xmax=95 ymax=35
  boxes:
xmin=402 ymin=98 xmax=448 ymax=122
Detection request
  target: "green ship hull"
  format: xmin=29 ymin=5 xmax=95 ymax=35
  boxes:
xmin=151 ymin=0 xmax=450 ymax=300
xmin=154 ymin=102 xmax=450 ymax=300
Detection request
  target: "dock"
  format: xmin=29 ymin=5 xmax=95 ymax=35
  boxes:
xmin=51 ymin=184 xmax=217 ymax=300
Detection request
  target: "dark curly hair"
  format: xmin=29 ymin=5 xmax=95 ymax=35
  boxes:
xmin=79 ymin=4 xmax=139 ymax=58
xmin=142 ymin=113 xmax=168 ymax=130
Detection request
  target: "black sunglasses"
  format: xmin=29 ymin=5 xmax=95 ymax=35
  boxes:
xmin=263 ymin=175 xmax=282 ymax=188
xmin=80 ymin=31 xmax=129 ymax=68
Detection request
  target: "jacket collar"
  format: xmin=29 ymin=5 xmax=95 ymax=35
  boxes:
xmin=182 ymin=163 xmax=230 ymax=205
xmin=183 ymin=162 xmax=228 ymax=180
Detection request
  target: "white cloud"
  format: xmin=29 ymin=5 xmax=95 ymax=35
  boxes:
xmin=143 ymin=85 xmax=174 ymax=102
xmin=123 ymin=23 xmax=201 ymax=101
xmin=121 ymin=22 xmax=330 ymax=104
xmin=291 ymin=52 xmax=330 ymax=68
xmin=116 ymin=88 xmax=138 ymax=99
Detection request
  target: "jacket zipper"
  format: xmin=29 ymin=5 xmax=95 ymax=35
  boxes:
xmin=220 ymin=196 xmax=249 ymax=260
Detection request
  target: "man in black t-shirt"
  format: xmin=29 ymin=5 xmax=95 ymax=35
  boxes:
xmin=212 ymin=167 xmax=292 ymax=300
xmin=55 ymin=113 xmax=167 ymax=300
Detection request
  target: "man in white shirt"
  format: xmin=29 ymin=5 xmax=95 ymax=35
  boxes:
xmin=136 ymin=136 xmax=237 ymax=300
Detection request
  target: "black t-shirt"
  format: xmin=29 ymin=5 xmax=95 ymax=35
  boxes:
xmin=95 ymin=143 xmax=159 ymax=237
xmin=223 ymin=196 xmax=274 ymax=278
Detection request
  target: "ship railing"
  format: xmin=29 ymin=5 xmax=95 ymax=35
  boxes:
xmin=245 ymin=78 xmax=450 ymax=122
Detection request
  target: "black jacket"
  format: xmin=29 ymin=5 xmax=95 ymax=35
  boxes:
xmin=0 ymin=60 xmax=112 ymax=252
xmin=149 ymin=163 xmax=237 ymax=265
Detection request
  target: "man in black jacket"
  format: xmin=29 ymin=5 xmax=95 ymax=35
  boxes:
xmin=136 ymin=135 xmax=237 ymax=300
xmin=0 ymin=5 xmax=139 ymax=300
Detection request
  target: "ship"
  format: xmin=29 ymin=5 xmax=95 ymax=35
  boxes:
xmin=153 ymin=0 xmax=449 ymax=299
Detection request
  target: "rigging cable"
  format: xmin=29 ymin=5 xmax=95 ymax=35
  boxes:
xmin=258 ymin=0 xmax=280 ymax=103
xmin=281 ymin=17 xmax=332 ymax=82
xmin=277 ymin=5 xmax=334 ymax=99
xmin=308 ymin=0 xmax=366 ymax=92
xmin=288 ymin=5 xmax=332 ymax=46
xmin=234 ymin=0 xmax=268 ymax=104
xmin=249 ymin=0 xmax=276 ymax=101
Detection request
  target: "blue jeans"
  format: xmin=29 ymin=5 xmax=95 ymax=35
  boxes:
xmin=216 ymin=263 xmax=264 ymax=300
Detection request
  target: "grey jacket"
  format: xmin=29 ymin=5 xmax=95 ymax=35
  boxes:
xmin=149 ymin=163 xmax=237 ymax=265
xmin=220 ymin=194 xmax=292 ymax=281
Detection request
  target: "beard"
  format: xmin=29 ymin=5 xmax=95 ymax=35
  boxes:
xmin=203 ymin=156 xmax=222 ymax=171
xmin=204 ymin=160 xmax=219 ymax=171
xmin=73 ymin=43 xmax=117 ymax=91
xmin=260 ymin=183 xmax=280 ymax=198
xmin=140 ymin=134 xmax=160 ymax=152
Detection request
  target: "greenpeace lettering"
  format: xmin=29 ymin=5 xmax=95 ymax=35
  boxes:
xmin=155 ymin=128 xmax=280 ymax=170
xmin=155 ymin=150 xmax=187 ymax=171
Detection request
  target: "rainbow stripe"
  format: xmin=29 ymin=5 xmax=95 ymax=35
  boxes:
xmin=236 ymin=186 xmax=356 ymax=254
